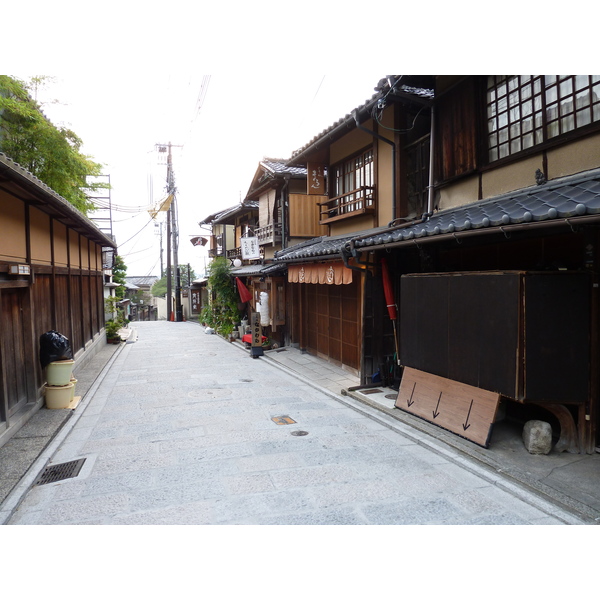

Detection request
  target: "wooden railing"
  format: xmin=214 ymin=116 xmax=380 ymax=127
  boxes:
xmin=255 ymin=222 xmax=282 ymax=245
xmin=318 ymin=186 xmax=375 ymax=224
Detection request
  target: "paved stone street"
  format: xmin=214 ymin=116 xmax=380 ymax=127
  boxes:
xmin=7 ymin=321 xmax=586 ymax=525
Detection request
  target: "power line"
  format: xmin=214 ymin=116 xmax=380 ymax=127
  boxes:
xmin=118 ymin=217 xmax=155 ymax=247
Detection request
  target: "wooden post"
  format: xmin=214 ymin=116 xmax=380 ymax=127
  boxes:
xmin=250 ymin=310 xmax=263 ymax=358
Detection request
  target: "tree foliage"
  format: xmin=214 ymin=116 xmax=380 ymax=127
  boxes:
xmin=200 ymin=257 xmax=240 ymax=336
xmin=112 ymin=254 xmax=127 ymax=300
xmin=0 ymin=75 xmax=107 ymax=214
xmin=151 ymin=265 xmax=197 ymax=297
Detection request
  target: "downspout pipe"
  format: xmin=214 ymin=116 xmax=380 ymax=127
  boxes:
xmin=280 ymin=174 xmax=290 ymax=250
xmin=427 ymin=104 xmax=435 ymax=215
xmin=352 ymin=110 xmax=397 ymax=222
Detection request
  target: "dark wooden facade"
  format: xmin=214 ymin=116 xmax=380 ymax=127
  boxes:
xmin=287 ymin=276 xmax=361 ymax=373
xmin=0 ymin=154 xmax=115 ymax=446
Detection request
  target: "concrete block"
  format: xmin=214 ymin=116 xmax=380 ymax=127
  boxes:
xmin=522 ymin=420 xmax=553 ymax=455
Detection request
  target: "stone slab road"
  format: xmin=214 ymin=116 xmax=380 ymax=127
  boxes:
xmin=7 ymin=321 xmax=585 ymax=525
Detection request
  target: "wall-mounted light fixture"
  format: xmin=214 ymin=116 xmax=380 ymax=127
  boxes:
xmin=9 ymin=264 xmax=31 ymax=275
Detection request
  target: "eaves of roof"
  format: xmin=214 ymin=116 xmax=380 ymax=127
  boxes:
xmin=287 ymin=77 xmax=434 ymax=167
xmin=261 ymin=158 xmax=307 ymax=177
xmin=244 ymin=159 xmax=307 ymax=201
xmin=199 ymin=200 xmax=259 ymax=225
xmin=0 ymin=152 xmax=116 ymax=248
xmin=230 ymin=262 xmax=286 ymax=277
xmin=274 ymin=228 xmax=389 ymax=263
xmin=351 ymin=168 xmax=600 ymax=253
xmin=125 ymin=276 xmax=158 ymax=286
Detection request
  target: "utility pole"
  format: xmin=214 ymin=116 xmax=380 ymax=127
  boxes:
xmin=161 ymin=142 xmax=184 ymax=322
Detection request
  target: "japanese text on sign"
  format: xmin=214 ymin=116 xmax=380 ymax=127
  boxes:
xmin=241 ymin=237 xmax=260 ymax=259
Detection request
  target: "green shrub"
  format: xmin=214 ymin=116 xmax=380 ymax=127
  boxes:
xmin=202 ymin=257 xmax=240 ymax=337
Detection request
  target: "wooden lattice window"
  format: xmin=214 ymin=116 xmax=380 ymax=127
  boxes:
xmin=487 ymin=75 xmax=600 ymax=162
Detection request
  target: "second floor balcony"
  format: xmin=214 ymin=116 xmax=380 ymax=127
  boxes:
xmin=255 ymin=222 xmax=282 ymax=246
xmin=318 ymin=186 xmax=375 ymax=224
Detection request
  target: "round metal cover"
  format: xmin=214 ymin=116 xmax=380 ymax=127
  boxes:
xmin=290 ymin=430 xmax=309 ymax=436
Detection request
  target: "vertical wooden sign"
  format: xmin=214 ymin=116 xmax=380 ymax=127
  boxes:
xmin=307 ymin=163 xmax=325 ymax=195
xmin=250 ymin=310 xmax=263 ymax=358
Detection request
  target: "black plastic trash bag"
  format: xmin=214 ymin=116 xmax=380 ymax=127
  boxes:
xmin=39 ymin=330 xmax=73 ymax=369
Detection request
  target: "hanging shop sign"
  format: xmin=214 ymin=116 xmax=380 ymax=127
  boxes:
xmin=307 ymin=163 xmax=325 ymax=195
xmin=287 ymin=262 xmax=352 ymax=285
xmin=241 ymin=236 xmax=260 ymax=259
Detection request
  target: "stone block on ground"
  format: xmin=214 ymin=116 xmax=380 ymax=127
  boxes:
xmin=522 ymin=420 xmax=553 ymax=455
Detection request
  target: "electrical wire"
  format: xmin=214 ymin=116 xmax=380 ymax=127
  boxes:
xmin=118 ymin=217 xmax=155 ymax=247
xmin=370 ymin=75 xmax=431 ymax=134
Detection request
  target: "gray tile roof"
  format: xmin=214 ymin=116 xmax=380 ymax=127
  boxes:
xmin=274 ymin=168 xmax=600 ymax=262
xmin=260 ymin=158 xmax=306 ymax=177
xmin=199 ymin=200 xmax=259 ymax=225
xmin=352 ymin=168 xmax=600 ymax=251
xmin=125 ymin=276 xmax=159 ymax=287
xmin=274 ymin=228 xmax=388 ymax=262
xmin=230 ymin=263 xmax=286 ymax=276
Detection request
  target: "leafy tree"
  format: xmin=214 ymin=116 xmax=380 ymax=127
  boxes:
xmin=200 ymin=257 xmax=239 ymax=336
xmin=112 ymin=254 xmax=127 ymax=300
xmin=0 ymin=75 xmax=107 ymax=214
xmin=151 ymin=265 xmax=197 ymax=297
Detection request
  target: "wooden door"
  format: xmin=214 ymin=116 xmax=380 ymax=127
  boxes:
xmin=303 ymin=278 xmax=360 ymax=371
xmin=1 ymin=288 xmax=30 ymax=418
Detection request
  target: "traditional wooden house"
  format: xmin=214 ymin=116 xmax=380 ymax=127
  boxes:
xmin=199 ymin=199 xmax=259 ymax=261
xmin=230 ymin=159 xmax=323 ymax=347
xmin=276 ymin=78 xmax=434 ymax=376
xmin=0 ymin=152 xmax=116 ymax=446
xmin=344 ymin=75 xmax=600 ymax=453
xmin=271 ymin=74 xmax=600 ymax=454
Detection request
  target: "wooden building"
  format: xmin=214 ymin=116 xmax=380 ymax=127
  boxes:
xmin=344 ymin=76 xmax=600 ymax=453
xmin=0 ymin=152 xmax=116 ymax=447
xmin=270 ymin=75 xmax=600 ymax=453
xmin=277 ymin=81 xmax=433 ymax=375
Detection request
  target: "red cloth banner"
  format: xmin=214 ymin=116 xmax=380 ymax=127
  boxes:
xmin=236 ymin=277 xmax=252 ymax=303
xmin=380 ymin=257 xmax=397 ymax=320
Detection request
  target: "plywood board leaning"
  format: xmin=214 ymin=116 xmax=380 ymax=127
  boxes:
xmin=395 ymin=367 xmax=501 ymax=448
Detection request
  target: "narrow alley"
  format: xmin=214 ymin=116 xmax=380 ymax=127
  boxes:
xmin=6 ymin=321 xmax=587 ymax=525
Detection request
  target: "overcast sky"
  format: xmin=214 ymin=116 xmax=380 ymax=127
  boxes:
xmin=32 ymin=73 xmax=385 ymax=278
xmin=6 ymin=2 xmax=589 ymax=282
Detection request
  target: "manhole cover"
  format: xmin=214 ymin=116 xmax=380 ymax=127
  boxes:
xmin=35 ymin=458 xmax=86 ymax=486
xmin=360 ymin=388 xmax=383 ymax=395
xmin=291 ymin=431 xmax=309 ymax=436
xmin=385 ymin=394 xmax=397 ymax=400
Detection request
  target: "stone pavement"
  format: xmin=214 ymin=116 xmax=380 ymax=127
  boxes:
xmin=1 ymin=320 xmax=596 ymax=525
xmin=0 ymin=341 xmax=121 ymax=510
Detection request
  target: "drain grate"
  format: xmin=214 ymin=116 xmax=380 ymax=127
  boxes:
xmin=35 ymin=458 xmax=86 ymax=486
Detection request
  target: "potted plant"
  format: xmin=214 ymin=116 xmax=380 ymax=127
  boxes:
xmin=105 ymin=319 xmax=121 ymax=343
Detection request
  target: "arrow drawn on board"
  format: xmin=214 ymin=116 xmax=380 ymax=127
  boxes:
xmin=432 ymin=392 xmax=442 ymax=419
xmin=463 ymin=399 xmax=474 ymax=431
xmin=407 ymin=382 xmax=416 ymax=407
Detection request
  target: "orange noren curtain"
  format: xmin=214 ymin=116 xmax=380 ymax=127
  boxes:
xmin=287 ymin=262 xmax=352 ymax=285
